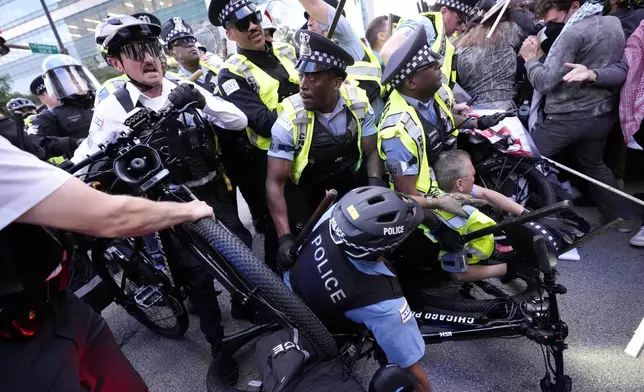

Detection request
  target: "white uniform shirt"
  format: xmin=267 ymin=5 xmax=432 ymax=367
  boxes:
xmin=72 ymin=78 xmax=248 ymax=163
xmin=0 ymin=136 xmax=71 ymax=230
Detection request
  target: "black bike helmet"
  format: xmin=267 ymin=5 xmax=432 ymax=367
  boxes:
xmin=329 ymin=186 xmax=423 ymax=260
xmin=369 ymin=363 xmax=415 ymax=392
xmin=6 ymin=98 xmax=37 ymax=112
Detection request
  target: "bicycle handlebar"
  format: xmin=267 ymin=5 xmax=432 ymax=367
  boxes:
xmin=459 ymin=200 xmax=572 ymax=243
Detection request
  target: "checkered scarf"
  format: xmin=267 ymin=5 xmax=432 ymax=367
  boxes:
xmin=528 ymin=2 xmax=605 ymax=132
xmin=619 ymin=20 xmax=644 ymax=149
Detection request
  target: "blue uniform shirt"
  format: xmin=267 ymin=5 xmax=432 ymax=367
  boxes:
xmin=381 ymin=93 xmax=437 ymax=177
xmin=284 ymin=207 xmax=425 ymax=369
xmin=268 ymin=95 xmax=376 ymax=161
xmin=318 ymin=3 xmax=365 ymax=62
xmin=396 ymin=15 xmax=438 ymax=48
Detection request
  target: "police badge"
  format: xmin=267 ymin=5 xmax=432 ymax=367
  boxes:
xmin=138 ymin=15 xmax=151 ymax=24
xmin=299 ymin=32 xmax=311 ymax=57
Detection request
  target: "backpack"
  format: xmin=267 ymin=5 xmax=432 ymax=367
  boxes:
xmin=256 ymin=328 xmax=366 ymax=392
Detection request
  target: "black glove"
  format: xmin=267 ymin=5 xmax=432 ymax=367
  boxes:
xmin=434 ymin=222 xmax=463 ymax=253
xmin=277 ymin=234 xmax=297 ymax=270
xmin=168 ymin=84 xmax=206 ymax=110
xmin=539 ymin=217 xmax=583 ymax=245
xmin=368 ymin=176 xmax=386 ymax=187
xmin=476 ymin=112 xmax=509 ymax=129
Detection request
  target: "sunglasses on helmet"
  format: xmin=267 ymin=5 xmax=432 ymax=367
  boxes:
xmin=226 ymin=11 xmax=263 ymax=32
xmin=119 ymin=40 xmax=162 ymax=62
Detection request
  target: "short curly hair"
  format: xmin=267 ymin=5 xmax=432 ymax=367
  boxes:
xmin=534 ymin=0 xmax=577 ymax=18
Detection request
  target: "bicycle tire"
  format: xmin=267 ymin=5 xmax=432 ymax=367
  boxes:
xmin=477 ymin=161 xmax=557 ymax=221
xmin=92 ymin=239 xmax=189 ymax=339
xmin=186 ymin=218 xmax=338 ymax=360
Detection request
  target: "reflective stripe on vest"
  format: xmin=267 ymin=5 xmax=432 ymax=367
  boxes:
xmin=430 ymin=205 xmax=496 ymax=263
xmin=378 ymin=88 xmax=455 ymax=195
xmin=281 ymin=84 xmax=369 ymax=184
xmin=221 ymin=43 xmax=300 ymax=150
xmin=346 ymin=42 xmax=384 ymax=96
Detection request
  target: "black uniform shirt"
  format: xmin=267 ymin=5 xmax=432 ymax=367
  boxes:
xmin=28 ymin=98 xmax=94 ymax=159
xmin=217 ymin=43 xmax=299 ymax=138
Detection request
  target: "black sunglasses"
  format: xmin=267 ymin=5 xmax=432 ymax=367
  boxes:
xmin=226 ymin=11 xmax=263 ymax=32
xmin=170 ymin=37 xmax=196 ymax=49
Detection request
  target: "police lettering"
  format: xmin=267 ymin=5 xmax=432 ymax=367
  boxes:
xmin=383 ymin=226 xmax=404 ymax=236
xmin=312 ymin=235 xmax=347 ymax=304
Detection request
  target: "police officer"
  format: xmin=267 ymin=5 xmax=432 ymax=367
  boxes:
xmin=378 ymin=27 xmax=505 ymax=281
xmin=381 ymin=0 xmax=479 ymax=89
xmin=29 ymin=75 xmax=59 ymax=110
xmin=6 ymin=98 xmax=38 ymax=130
xmin=0 ymin=108 xmax=41 ymax=157
xmin=95 ymin=13 xmax=174 ymax=106
xmin=379 ymin=27 xmax=505 ymax=200
xmin=73 ymin=14 xmax=249 ymax=354
xmin=299 ymin=0 xmax=385 ymax=121
xmin=287 ymin=186 xmax=432 ymax=392
xmin=266 ymin=30 xmax=380 ymax=268
xmin=161 ymin=17 xmax=220 ymax=93
xmin=0 ymin=134 xmax=215 ymax=391
xmin=207 ymin=0 xmax=299 ymax=233
xmin=27 ymin=55 xmax=98 ymax=161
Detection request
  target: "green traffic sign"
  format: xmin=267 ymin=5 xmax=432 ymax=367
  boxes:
xmin=29 ymin=43 xmax=59 ymax=54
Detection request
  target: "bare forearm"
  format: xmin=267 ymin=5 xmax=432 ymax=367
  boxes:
xmin=100 ymin=197 xmax=203 ymax=237
xmin=478 ymin=187 xmax=524 ymax=216
xmin=266 ymin=180 xmax=291 ymax=237
xmin=17 ymin=176 xmax=209 ymax=238
xmin=298 ymin=0 xmax=329 ymax=24
xmin=365 ymin=146 xmax=383 ymax=179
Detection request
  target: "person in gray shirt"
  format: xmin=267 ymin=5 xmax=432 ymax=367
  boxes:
xmin=519 ymin=0 xmax=626 ymax=222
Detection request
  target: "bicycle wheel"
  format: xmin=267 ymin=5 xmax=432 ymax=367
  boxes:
xmin=477 ymin=160 xmax=557 ymax=222
xmin=92 ymin=238 xmax=189 ymax=338
xmin=185 ymin=218 xmax=338 ymax=360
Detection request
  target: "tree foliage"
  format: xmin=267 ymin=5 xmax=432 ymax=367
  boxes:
xmin=0 ymin=74 xmax=39 ymax=113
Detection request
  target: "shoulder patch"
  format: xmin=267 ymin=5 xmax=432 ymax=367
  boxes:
xmin=221 ymin=79 xmax=240 ymax=96
xmin=275 ymin=115 xmax=293 ymax=132
xmin=97 ymin=88 xmax=110 ymax=103
xmin=399 ymin=299 xmax=412 ymax=324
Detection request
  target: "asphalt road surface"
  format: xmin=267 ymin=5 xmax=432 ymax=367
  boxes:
xmin=103 ymin=191 xmax=644 ymax=392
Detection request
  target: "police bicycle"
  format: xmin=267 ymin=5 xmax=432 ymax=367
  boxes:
xmin=458 ymin=111 xmax=558 ymax=223
xmin=63 ymin=100 xmax=338 ymax=358
xmin=208 ymin=202 xmax=615 ymax=392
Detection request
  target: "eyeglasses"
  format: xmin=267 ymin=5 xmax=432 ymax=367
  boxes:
xmin=119 ymin=41 xmax=162 ymax=61
xmin=170 ymin=37 xmax=196 ymax=49
xmin=226 ymin=11 xmax=263 ymax=32
xmin=418 ymin=61 xmax=441 ymax=72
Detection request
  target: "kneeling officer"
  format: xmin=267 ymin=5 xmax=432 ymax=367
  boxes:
xmin=266 ymin=30 xmax=382 ymax=268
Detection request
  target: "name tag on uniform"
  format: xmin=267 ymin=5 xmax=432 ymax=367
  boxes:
xmin=399 ymin=299 xmax=412 ymax=324
xmin=221 ymin=79 xmax=240 ymax=96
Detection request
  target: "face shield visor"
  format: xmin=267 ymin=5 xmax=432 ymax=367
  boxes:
xmin=43 ymin=65 xmax=101 ymax=100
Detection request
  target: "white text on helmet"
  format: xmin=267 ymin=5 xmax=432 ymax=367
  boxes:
xmin=383 ymin=226 xmax=404 ymax=236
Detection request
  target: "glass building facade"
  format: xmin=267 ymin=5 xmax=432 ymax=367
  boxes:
xmin=0 ymin=0 xmax=214 ymax=93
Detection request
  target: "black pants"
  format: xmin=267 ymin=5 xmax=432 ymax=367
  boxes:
xmin=217 ymin=132 xmax=268 ymax=233
xmin=531 ymin=113 xmax=624 ymax=221
xmin=0 ymin=290 xmax=147 ymax=391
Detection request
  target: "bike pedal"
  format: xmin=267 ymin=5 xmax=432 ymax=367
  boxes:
xmin=133 ymin=285 xmax=163 ymax=308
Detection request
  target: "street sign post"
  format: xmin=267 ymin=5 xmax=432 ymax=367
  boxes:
xmin=28 ymin=42 xmax=59 ymax=54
